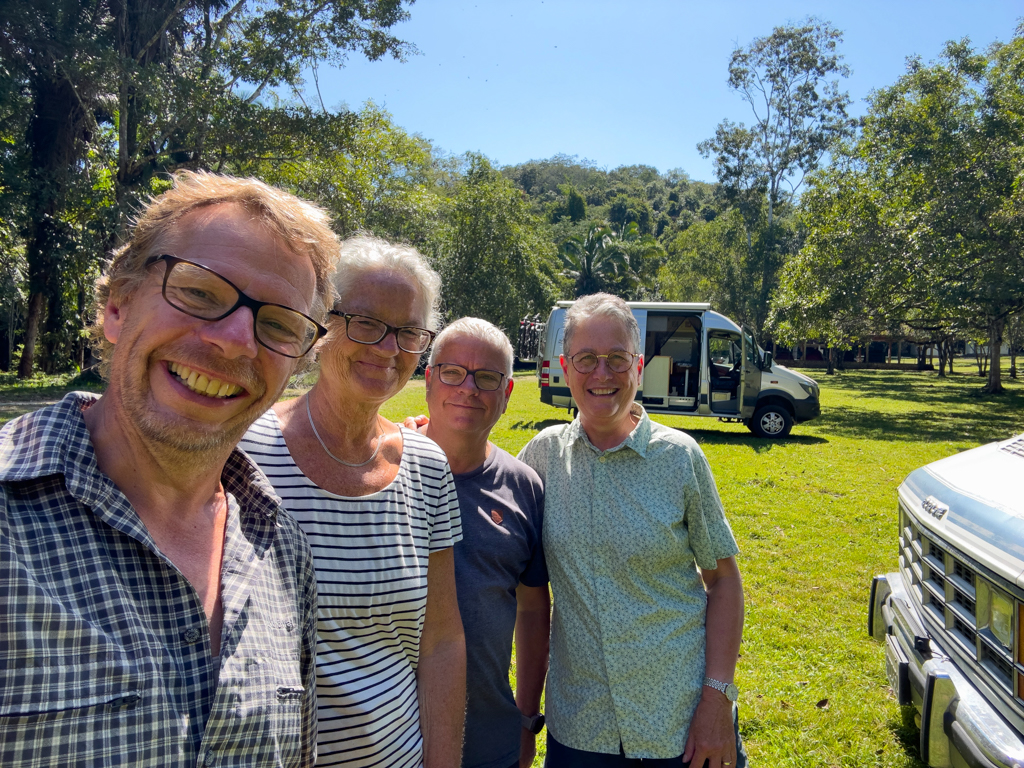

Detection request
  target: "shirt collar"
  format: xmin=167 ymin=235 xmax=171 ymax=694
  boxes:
xmin=561 ymin=402 xmax=652 ymax=458
xmin=0 ymin=391 xmax=282 ymax=522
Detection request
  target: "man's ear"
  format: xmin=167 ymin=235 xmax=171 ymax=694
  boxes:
xmin=501 ymin=377 xmax=514 ymax=415
xmin=560 ymin=354 xmax=569 ymax=377
xmin=424 ymin=365 xmax=433 ymax=391
xmin=103 ymin=294 xmax=127 ymax=344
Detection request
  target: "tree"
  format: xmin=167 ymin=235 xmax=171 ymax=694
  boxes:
xmin=858 ymin=37 xmax=1024 ymax=392
xmin=0 ymin=0 xmax=414 ymax=376
xmin=251 ymin=103 xmax=438 ymax=244
xmin=548 ymin=183 xmax=586 ymax=223
xmin=659 ymin=208 xmax=751 ymax=323
xmin=608 ymin=222 xmax=665 ymax=300
xmin=434 ymin=155 xmax=557 ymax=344
xmin=774 ymin=31 xmax=1024 ymax=392
xmin=558 ymin=224 xmax=625 ymax=297
xmin=770 ymin=162 xmax=899 ymax=374
xmin=698 ymin=18 xmax=854 ymax=340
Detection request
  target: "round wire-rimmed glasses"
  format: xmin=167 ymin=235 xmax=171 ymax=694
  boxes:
xmin=329 ymin=311 xmax=436 ymax=354
xmin=567 ymin=351 xmax=639 ymax=374
xmin=145 ymin=254 xmax=327 ymax=358
xmin=433 ymin=363 xmax=506 ymax=391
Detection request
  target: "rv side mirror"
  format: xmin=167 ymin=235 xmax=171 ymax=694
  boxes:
xmin=762 ymin=351 xmax=773 ymax=370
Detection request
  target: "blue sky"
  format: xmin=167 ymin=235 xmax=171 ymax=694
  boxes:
xmin=308 ymin=1 xmax=1023 ymax=183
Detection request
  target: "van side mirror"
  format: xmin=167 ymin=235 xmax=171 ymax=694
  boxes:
xmin=762 ymin=351 xmax=773 ymax=370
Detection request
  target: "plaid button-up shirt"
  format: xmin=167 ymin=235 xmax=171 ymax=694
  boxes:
xmin=0 ymin=392 xmax=318 ymax=767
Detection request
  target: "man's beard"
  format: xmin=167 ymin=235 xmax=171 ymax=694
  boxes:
xmin=116 ymin=340 xmax=274 ymax=456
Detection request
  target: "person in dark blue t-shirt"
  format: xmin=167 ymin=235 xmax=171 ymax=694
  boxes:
xmin=410 ymin=317 xmax=550 ymax=768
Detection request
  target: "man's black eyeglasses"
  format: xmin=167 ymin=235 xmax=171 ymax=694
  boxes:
xmin=329 ymin=311 xmax=436 ymax=354
xmin=433 ymin=363 xmax=507 ymax=391
xmin=146 ymin=255 xmax=327 ymax=358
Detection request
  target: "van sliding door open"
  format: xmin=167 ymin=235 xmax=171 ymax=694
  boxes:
xmin=641 ymin=313 xmax=700 ymax=411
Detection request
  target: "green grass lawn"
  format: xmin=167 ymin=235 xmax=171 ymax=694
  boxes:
xmin=3 ymin=360 xmax=1023 ymax=766
xmin=376 ymin=361 xmax=1024 ymax=768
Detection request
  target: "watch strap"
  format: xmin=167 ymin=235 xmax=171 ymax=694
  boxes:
xmin=703 ymin=676 xmax=738 ymax=701
xmin=520 ymin=712 xmax=545 ymax=734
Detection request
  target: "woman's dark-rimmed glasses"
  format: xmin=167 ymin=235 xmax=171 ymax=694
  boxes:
xmin=329 ymin=311 xmax=436 ymax=354
xmin=146 ymin=255 xmax=327 ymax=358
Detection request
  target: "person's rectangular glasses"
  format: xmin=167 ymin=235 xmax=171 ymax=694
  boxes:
xmin=147 ymin=255 xmax=326 ymax=358
xmin=435 ymin=363 xmax=505 ymax=391
xmin=330 ymin=311 xmax=435 ymax=354
xmin=569 ymin=351 xmax=638 ymax=374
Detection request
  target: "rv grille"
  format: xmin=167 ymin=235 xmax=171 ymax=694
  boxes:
xmin=1001 ymin=436 xmax=1024 ymax=458
xmin=899 ymin=506 xmax=1018 ymax=702
xmin=981 ymin=643 xmax=1014 ymax=688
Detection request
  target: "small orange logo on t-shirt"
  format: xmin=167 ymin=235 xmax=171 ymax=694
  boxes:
xmin=490 ymin=509 xmax=504 ymax=525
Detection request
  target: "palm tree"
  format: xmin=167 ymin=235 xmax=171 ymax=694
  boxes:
xmin=559 ymin=224 xmax=626 ymax=297
xmin=611 ymin=221 xmax=666 ymax=299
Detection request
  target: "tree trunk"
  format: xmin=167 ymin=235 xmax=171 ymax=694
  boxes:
xmin=16 ymin=72 xmax=83 ymax=378
xmin=983 ymin=316 xmax=1005 ymax=394
xmin=17 ymin=292 xmax=44 ymax=378
xmin=937 ymin=340 xmax=948 ymax=378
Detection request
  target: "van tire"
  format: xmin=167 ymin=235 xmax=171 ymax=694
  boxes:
xmin=748 ymin=404 xmax=793 ymax=438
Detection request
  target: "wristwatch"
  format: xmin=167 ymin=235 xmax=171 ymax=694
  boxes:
xmin=703 ymin=676 xmax=739 ymax=702
xmin=521 ymin=712 xmax=546 ymax=734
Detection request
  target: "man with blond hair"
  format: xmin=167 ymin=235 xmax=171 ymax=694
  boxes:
xmin=413 ymin=317 xmax=550 ymax=768
xmin=0 ymin=171 xmax=337 ymax=767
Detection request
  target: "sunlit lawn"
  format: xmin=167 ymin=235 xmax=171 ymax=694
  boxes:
xmin=377 ymin=360 xmax=1024 ymax=768
xmin=3 ymin=359 xmax=1023 ymax=766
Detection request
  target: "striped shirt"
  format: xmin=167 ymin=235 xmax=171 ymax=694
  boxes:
xmin=0 ymin=392 xmax=318 ymax=768
xmin=240 ymin=410 xmax=462 ymax=768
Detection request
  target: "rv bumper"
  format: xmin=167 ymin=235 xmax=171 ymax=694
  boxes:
xmin=793 ymin=397 xmax=820 ymax=423
xmin=869 ymin=573 xmax=1024 ymax=768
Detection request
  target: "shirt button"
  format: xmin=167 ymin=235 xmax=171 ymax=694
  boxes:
xmin=285 ymin=620 xmax=295 ymax=632
xmin=599 ymin=456 xmax=607 ymax=463
xmin=183 ymin=628 xmax=201 ymax=644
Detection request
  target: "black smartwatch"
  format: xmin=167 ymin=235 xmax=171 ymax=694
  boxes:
xmin=521 ymin=712 xmax=545 ymax=734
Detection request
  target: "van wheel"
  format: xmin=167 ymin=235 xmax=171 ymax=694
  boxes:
xmin=748 ymin=404 xmax=793 ymax=438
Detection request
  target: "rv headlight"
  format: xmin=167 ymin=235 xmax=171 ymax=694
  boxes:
xmin=799 ymin=382 xmax=818 ymax=398
xmin=991 ymin=591 xmax=1013 ymax=650
xmin=979 ymin=580 xmax=1014 ymax=650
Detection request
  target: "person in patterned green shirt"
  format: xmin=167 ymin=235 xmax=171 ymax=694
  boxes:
xmin=518 ymin=293 xmax=746 ymax=768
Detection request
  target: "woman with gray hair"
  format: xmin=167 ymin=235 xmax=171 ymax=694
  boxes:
xmin=240 ymin=235 xmax=466 ymax=768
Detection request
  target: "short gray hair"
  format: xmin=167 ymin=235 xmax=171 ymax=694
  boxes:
xmin=429 ymin=317 xmax=514 ymax=376
xmin=563 ymin=293 xmax=640 ymax=356
xmin=332 ymin=234 xmax=442 ymax=329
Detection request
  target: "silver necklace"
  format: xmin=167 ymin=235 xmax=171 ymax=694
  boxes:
xmin=305 ymin=395 xmax=383 ymax=468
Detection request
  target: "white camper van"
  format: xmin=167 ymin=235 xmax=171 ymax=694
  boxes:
xmin=534 ymin=301 xmax=820 ymax=438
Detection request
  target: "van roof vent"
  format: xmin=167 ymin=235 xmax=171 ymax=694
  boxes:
xmin=1000 ymin=436 xmax=1024 ymax=459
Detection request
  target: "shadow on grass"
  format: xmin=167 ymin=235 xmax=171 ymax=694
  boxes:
xmin=821 ymin=369 xmax=1024 ymax=406
xmin=887 ymin=707 xmax=925 ymax=767
xmin=509 ymin=418 xmax=572 ymax=432
xmin=673 ymin=428 xmax=829 ymax=449
xmin=817 ymin=405 xmax=1021 ymax=444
